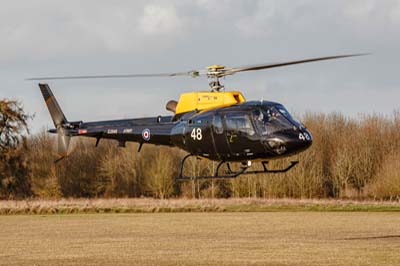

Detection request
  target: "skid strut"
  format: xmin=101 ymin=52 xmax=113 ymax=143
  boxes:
xmin=176 ymin=154 xmax=298 ymax=180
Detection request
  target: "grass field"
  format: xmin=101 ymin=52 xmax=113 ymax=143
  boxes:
xmin=0 ymin=212 xmax=399 ymax=266
xmin=1 ymin=198 xmax=400 ymax=214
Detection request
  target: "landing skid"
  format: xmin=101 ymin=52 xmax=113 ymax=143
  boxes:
xmin=176 ymin=154 xmax=298 ymax=180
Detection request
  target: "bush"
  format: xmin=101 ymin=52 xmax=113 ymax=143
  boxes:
xmin=7 ymin=108 xmax=400 ymax=200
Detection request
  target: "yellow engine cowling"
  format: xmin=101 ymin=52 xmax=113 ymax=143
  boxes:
xmin=175 ymin=91 xmax=246 ymax=114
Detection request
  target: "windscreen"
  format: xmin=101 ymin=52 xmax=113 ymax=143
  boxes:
xmin=275 ymin=105 xmax=302 ymax=127
xmin=252 ymin=105 xmax=296 ymax=135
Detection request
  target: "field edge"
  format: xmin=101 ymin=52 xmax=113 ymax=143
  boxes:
xmin=1 ymin=198 xmax=400 ymax=215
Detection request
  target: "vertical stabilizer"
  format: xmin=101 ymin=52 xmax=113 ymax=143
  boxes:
xmin=39 ymin=83 xmax=68 ymax=127
xmin=39 ymin=83 xmax=71 ymax=159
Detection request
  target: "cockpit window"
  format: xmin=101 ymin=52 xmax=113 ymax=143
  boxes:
xmin=224 ymin=113 xmax=255 ymax=136
xmin=276 ymin=105 xmax=301 ymax=127
xmin=252 ymin=106 xmax=294 ymax=135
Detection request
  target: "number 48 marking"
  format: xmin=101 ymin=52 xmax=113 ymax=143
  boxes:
xmin=191 ymin=128 xmax=203 ymax=140
xmin=299 ymin=132 xmax=311 ymax=141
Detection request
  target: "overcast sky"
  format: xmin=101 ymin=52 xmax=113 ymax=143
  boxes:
xmin=1 ymin=0 xmax=399 ymax=132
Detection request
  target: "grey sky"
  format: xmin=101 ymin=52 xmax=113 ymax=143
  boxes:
xmin=1 ymin=0 xmax=399 ymax=132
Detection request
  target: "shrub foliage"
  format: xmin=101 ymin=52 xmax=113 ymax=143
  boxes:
xmin=1 ymin=99 xmax=400 ymax=200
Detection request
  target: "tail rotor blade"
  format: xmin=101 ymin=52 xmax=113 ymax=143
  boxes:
xmin=57 ymin=129 xmax=71 ymax=158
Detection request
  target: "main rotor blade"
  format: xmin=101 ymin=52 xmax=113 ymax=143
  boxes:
xmin=26 ymin=71 xmax=202 ymax=81
xmin=223 ymin=53 xmax=368 ymax=75
xmin=26 ymin=53 xmax=367 ymax=81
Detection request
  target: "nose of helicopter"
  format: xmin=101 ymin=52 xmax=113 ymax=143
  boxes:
xmin=265 ymin=128 xmax=312 ymax=155
xmin=290 ymin=128 xmax=312 ymax=152
xmin=299 ymin=129 xmax=313 ymax=149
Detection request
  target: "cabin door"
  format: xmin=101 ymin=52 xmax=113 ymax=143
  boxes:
xmin=211 ymin=114 xmax=231 ymax=160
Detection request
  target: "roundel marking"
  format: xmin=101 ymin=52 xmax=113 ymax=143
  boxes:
xmin=142 ymin=128 xmax=151 ymax=141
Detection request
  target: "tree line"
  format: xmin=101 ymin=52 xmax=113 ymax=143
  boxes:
xmin=1 ymin=99 xmax=399 ymax=200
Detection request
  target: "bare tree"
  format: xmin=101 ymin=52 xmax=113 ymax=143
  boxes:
xmin=0 ymin=100 xmax=32 ymax=199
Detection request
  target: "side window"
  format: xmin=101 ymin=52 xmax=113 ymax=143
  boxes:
xmin=213 ymin=115 xmax=224 ymax=134
xmin=225 ymin=115 xmax=238 ymax=131
xmin=224 ymin=113 xmax=255 ymax=136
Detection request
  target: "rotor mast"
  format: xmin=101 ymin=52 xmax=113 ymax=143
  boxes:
xmin=207 ymin=64 xmax=226 ymax=92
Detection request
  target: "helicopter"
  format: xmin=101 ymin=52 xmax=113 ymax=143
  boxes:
xmin=29 ymin=54 xmax=365 ymax=179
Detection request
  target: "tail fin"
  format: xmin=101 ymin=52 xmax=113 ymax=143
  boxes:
xmin=39 ymin=83 xmax=71 ymax=159
xmin=39 ymin=83 xmax=67 ymax=127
